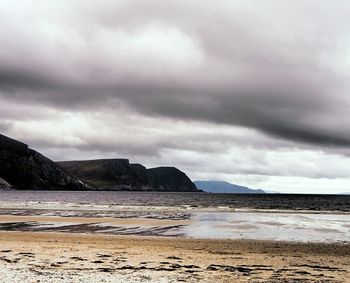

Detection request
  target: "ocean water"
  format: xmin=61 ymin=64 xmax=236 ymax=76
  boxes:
xmin=0 ymin=190 xmax=349 ymax=211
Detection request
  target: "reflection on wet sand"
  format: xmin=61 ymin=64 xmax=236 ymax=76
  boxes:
xmin=184 ymin=212 xmax=350 ymax=242
xmin=0 ymin=208 xmax=348 ymax=242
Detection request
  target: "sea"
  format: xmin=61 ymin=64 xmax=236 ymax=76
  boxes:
xmin=0 ymin=191 xmax=349 ymax=242
xmin=0 ymin=191 xmax=349 ymax=211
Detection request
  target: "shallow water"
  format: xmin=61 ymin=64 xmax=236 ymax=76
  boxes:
xmin=183 ymin=212 xmax=350 ymax=242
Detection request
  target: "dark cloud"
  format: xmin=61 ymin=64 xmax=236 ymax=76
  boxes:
xmin=1 ymin=0 xmax=350 ymax=194
xmin=1 ymin=1 xmax=349 ymax=150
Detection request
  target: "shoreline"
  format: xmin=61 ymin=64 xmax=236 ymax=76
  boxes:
xmin=0 ymin=194 xmax=349 ymax=281
xmin=1 ymin=202 xmax=350 ymax=215
xmin=0 ymin=231 xmax=349 ymax=282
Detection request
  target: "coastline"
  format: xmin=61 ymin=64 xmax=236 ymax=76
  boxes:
xmin=0 ymin=192 xmax=349 ymax=282
xmin=1 ymin=201 xmax=350 ymax=215
xmin=0 ymin=231 xmax=349 ymax=282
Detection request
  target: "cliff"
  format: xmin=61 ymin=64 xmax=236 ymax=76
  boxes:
xmin=58 ymin=160 xmax=199 ymax=192
xmin=0 ymin=134 xmax=89 ymax=190
xmin=148 ymin=167 xmax=198 ymax=192
xmin=0 ymin=134 xmax=198 ymax=191
xmin=58 ymin=159 xmax=150 ymax=190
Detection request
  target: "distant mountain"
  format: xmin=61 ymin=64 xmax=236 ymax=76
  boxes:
xmin=194 ymin=180 xmax=265 ymax=194
xmin=58 ymin=160 xmax=199 ymax=192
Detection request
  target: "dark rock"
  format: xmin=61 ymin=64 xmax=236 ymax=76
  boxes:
xmin=166 ymin=256 xmax=182 ymax=260
xmin=58 ymin=159 xmax=151 ymax=190
xmin=98 ymin=267 xmax=114 ymax=272
xmin=0 ymin=134 xmax=89 ymax=190
xmin=169 ymin=263 xmax=182 ymax=269
xmin=92 ymin=260 xmax=104 ymax=263
xmin=206 ymin=264 xmax=252 ymax=274
xmin=0 ymin=177 xmax=11 ymax=189
xmin=70 ymin=256 xmax=87 ymax=261
xmin=96 ymin=254 xmax=112 ymax=258
xmin=147 ymin=167 xmax=198 ymax=192
xmin=59 ymin=160 xmax=199 ymax=192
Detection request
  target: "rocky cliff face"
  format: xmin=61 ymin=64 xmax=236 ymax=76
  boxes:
xmin=147 ymin=167 xmax=198 ymax=192
xmin=0 ymin=134 xmax=198 ymax=191
xmin=58 ymin=159 xmax=151 ymax=190
xmin=0 ymin=177 xmax=11 ymax=189
xmin=0 ymin=134 xmax=88 ymax=190
xmin=58 ymin=160 xmax=199 ymax=192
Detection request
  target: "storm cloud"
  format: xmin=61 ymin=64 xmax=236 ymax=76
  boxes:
xmin=1 ymin=0 xmax=350 ymax=192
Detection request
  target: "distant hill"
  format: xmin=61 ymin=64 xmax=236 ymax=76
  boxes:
xmin=194 ymin=180 xmax=265 ymax=194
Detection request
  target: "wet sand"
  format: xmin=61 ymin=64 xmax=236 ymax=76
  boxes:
xmin=0 ymin=231 xmax=349 ymax=282
xmin=0 ymin=215 xmax=191 ymax=227
xmin=0 ymin=197 xmax=349 ymax=282
xmin=0 ymin=208 xmax=348 ymax=242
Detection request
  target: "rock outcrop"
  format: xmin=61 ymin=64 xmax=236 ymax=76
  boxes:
xmin=0 ymin=134 xmax=88 ymax=190
xmin=58 ymin=160 xmax=199 ymax=192
xmin=0 ymin=177 xmax=11 ymax=189
xmin=147 ymin=167 xmax=198 ymax=192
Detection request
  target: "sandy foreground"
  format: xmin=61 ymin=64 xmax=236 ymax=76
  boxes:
xmin=0 ymin=231 xmax=348 ymax=283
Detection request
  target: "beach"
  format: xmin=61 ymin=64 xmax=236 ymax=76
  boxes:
xmin=0 ymin=192 xmax=349 ymax=282
xmin=0 ymin=231 xmax=349 ymax=282
xmin=2 ymin=0 xmax=350 ymax=281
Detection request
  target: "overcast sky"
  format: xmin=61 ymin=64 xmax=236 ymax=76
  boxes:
xmin=1 ymin=0 xmax=350 ymax=193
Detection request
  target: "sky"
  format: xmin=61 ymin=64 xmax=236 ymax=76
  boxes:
xmin=1 ymin=0 xmax=350 ymax=194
